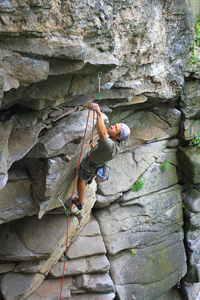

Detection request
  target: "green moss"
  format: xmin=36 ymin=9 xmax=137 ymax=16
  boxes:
xmin=131 ymin=249 xmax=136 ymax=254
xmin=131 ymin=177 xmax=145 ymax=191
xmin=189 ymin=131 xmax=200 ymax=147
xmin=190 ymin=44 xmax=198 ymax=66
xmin=189 ymin=13 xmax=200 ymax=65
xmin=195 ymin=14 xmax=200 ymax=34
xmin=160 ymin=160 xmax=169 ymax=171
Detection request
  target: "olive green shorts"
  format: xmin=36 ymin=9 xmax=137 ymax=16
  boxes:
xmin=78 ymin=155 xmax=99 ymax=181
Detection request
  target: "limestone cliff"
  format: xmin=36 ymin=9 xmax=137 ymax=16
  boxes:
xmin=0 ymin=0 xmax=200 ymax=299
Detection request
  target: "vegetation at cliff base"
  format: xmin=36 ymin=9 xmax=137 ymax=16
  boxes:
xmin=189 ymin=132 xmax=200 ymax=147
xmin=195 ymin=14 xmax=200 ymax=46
xmin=131 ymin=177 xmax=145 ymax=191
xmin=189 ymin=14 xmax=200 ymax=65
xmin=160 ymin=160 xmax=169 ymax=171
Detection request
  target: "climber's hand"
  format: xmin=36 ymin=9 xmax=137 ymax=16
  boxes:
xmin=91 ymin=103 xmax=100 ymax=112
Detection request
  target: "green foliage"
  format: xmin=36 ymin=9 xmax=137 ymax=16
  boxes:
xmin=190 ymin=44 xmax=198 ymax=66
xmin=131 ymin=177 xmax=145 ymax=191
xmin=189 ymin=14 xmax=200 ymax=65
xmin=189 ymin=132 xmax=200 ymax=147
xmin=160 ymin=160 xmax=169 ymax=171
xmin=195 ymin=14 xmax=200 ymax=46
xmin=131 ymin=249 xmax=136 ymax=254
xmin=196 ymin=27 xmax=200 ymax=47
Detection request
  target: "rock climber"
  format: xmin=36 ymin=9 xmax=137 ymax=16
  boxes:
xmin=72 ymin=103 xmax=131 ymax=210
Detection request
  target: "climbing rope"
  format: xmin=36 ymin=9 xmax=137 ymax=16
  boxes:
xmin=59 ymin=70 xmax=103 ymax=298
xmin=59 ymin=102 xmax=95 ymax=299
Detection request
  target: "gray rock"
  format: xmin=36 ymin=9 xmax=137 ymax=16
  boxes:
xmin=120 ymin=159 xmax=178 ymax=202
xmin=49 ymin=58 xmax=85 ymax=76
xmin=180 ymin=281 xmax=200 ymax=300
xmin=16 ymin=215 xmax=76 ymax=254
xmin=167 ymin=138 xmax=179 ymax=148
xmin=13 ymin=260 xmax=46 ymax=274
xmin=2 ymin=54 xmax=49 ymax=92
xmin=74 ymin=273 xmax=115 ymax=293
xmin=8 ymin=122 xmax=46 ymax=170
xmin=1 ymin=36 xmax=88 ymax=60
xmin=153 ymin=106 xmax=181 ymax=127
xmin=110 ymin=239 xmax=186 ymax=284
xmin=0 ymin=214 xmax=78 ymax=261
xmin=110 ymin=110 xmax=171 ymax=146
xmin=185 ymin=210 xmax=200 ymax=229
xmin=95 ymin=186 xmax=183 ymax=255
xmin=0 ymin=225 xmax=44 ymax=261
xmin=1 ymin=272 xmax=44 ymax=300
xmin=26 ymin=110 xmax=94 ymax=158
xmin=181 ymin=79 xmax=200 ymax=119
xmin=0 ymin=119 xmax=13 ymax=189
xmin=97 ymin=152 xmax=137 ymax=196
xmin=50 ymin=255 xmax=110 ymax=278
xmin=97 ymin=141 xmax=169 ymax=197
xmin=0 ymin=263 xmax=15 ymax=274
xmin=184 ymin=264 xmax=200 ymax=283
xmin=70 ymin=293 xmax=116 ymax=300
xmin=0 ymin=120 xmax=13 ymax=176
xmin=110 ymin=239 xmax=186 ymax=300
xmin=184 ymin=188 xmax=200 ymax=213
xmin=79 ymin=218 xmax=101 ymax=237
xmin=0 ymin=174 xmax=8 ymax=191
xmin=115 ymin=273 xmax=183 ymax=300
xmin=155 ymin=287 xmax=182 ymax=300
xmin=178 ymin=146 xmax=200 ymax=184
xmin=95 ymin=192 xmax=122 ymax=208
xmin=67 ymin=236 xmax=106 ymax=259
xmin=181 ymin=119 xmax=200 ymax=141
xmin=26 ymin=278 xmax=72 ymax=300
xmin=185 ymin=229 xmax=200 ymax=266
xmin=0 ymin=173 xmax=35 ymax=225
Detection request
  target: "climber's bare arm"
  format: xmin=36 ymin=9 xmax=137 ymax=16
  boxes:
xmin=91 ymin=103 xmax=107 ymax=140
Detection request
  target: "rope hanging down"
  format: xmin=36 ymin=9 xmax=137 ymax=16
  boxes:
xmin=59 ymin=71 xmax=103 ymax=299
xmin=59 ymin=103 xmax=95 ymax=299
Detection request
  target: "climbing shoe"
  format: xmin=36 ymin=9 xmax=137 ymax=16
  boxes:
xmin=72 ymin=197 xmax=83 ymax=210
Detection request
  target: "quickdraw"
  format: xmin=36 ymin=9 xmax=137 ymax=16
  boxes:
xmin=98 ymin=71 xmax=102 ymax=101
xmin=58 ymin=244 xmax=67 ymax=261
xmin=58 ymin=196 xmax=70 ymax=217
xmin=177 ymin=272 xmax=181 ymax=288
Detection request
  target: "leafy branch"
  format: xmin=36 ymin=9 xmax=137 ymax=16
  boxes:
xmin=189 ymin=132 xmax=200 ymax=147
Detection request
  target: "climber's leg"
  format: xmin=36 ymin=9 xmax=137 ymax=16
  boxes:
xmin=72 ymin=177 xmax=85 ymax=210
xmin=77 ymin=177 xmax=85 ymax=205
xmin=72 ymin=154 xmax=97 ymax=210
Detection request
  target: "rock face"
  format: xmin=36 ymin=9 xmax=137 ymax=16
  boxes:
xmin=0 ymin=0 xmax=200 ymax=299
